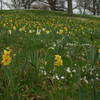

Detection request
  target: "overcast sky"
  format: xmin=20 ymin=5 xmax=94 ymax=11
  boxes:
xmin=0 ymin=0 xmax=11 ymax=9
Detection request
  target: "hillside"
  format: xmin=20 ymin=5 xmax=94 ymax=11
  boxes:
xmin=0 ymin=10 xmax=100 ymax=100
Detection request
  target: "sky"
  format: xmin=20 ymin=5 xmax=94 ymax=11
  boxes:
xmin=0 ymin=0 xmax=11 ymax=9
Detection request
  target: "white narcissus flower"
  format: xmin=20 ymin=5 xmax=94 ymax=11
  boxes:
xmin=61 ymin=76 xmax=65 ymax=80
xmin=72 ymin=69 xmax=76 ymax=73
xmin=8 ymin=30 xmax=12 ymax=35
xmin=36 ymin=29 xmax=41 ymax=35
xmin=66 ymin=67 xmax=71 ymax=73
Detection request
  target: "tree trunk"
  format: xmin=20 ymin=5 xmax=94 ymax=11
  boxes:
xmin=83 ymin=0 xmax=87 ymax=14
xmin=1 ymin=0 xmax=3 ymax=10
xmin=93 ymin=0 xmax=96 ymax=15
xmin=97 ymin=0 xmax=100 ymax=15
xmin=68 ymin=0 xmax=73 ymax=16
xmin=50 ymin=3 xmax=56 ymax=10
xmin=47 ymin=0 xmax=57 ymax=10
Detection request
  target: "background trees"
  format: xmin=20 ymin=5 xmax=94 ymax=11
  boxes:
xmin=93 ymin=0 xmax=100 ymax=15
xmin=10 ymin=0 xmax=35 ymax=9
xmin=76 ymin=0 xmax=100 ymax=15
xmin=47 ymin=0 xmax=58 ymax=10
xmin=0 ymin=0 xmax=100 ymax=15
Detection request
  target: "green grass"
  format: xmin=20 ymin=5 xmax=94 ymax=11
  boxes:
xmin=0 ymin=10 xmax=100 ymax=100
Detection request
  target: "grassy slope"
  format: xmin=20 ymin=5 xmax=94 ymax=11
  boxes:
xmin=0 ymin=10 xmax=100 ymax=100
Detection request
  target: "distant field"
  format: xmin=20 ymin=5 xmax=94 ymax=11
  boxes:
xmin=0 ymin=10 xmax=100 ymax=100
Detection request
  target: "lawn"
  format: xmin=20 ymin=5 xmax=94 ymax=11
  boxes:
xmin=0 ymin=10 xmax=100 ymax=100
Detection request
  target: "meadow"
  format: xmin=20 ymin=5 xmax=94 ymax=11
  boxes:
xmin=0 ymin=10 xmax=100 ymax=100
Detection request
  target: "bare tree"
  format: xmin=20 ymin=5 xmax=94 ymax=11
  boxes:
xmin=76 ymin=0 xmax=100 ymax=15
xmin=40 ymin=0 xmax=58 ymax=10
xmin=10 ymin=0 xmax=35 ymax=9
xmin=10 ymin=0 xmax=21 ymax=9
xmin=47 ymin=0 xmax=58 ymax=10
xmin=21 ymin=0 xmax=35 ymax=9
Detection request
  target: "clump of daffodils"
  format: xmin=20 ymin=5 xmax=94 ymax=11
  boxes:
xmin=54 ymin=55 xmax=63 ymax=67
xmin=57 ymin=29 xmax=64 ymax=35
xmin=13 ymin=26 xmax=17 ymax=31
xmin=1 ymin=47 xmax=12 ymax=66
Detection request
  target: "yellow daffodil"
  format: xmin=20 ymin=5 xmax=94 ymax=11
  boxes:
xmin=3 ymin=24 xmax=6 ymax=27
xmin=64 ymin=27 xmax=68 ymax=31
xmin=13 ymin=54 xmax=16 ymax=56
xmin=1 ymin=47 xmax=13 ymax=66
xmin=2 ymin=56 xmax=12 ymax=66
xmin=19 ymin=27 xmax=25 ymax=32
xmin=55 ymin=55 xmax=61 ymax=60
xmin=98 ymin=49 xmax=100 ymax=53
xmin=45 ymin=30 xmax=50 ymax=34
xmin=13 ymin=26 xmax=16 ymax=30
xmin=3 ymin=50 xmax=11 ymax=57
xmin=57 ymin=29 xmax=64 ymax=35
xmin=54 ymin=55 xmax=63 ymax=67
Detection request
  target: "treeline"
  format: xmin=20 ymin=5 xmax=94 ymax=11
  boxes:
xmin=0 ymin=0 xmax=100 ymax=15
